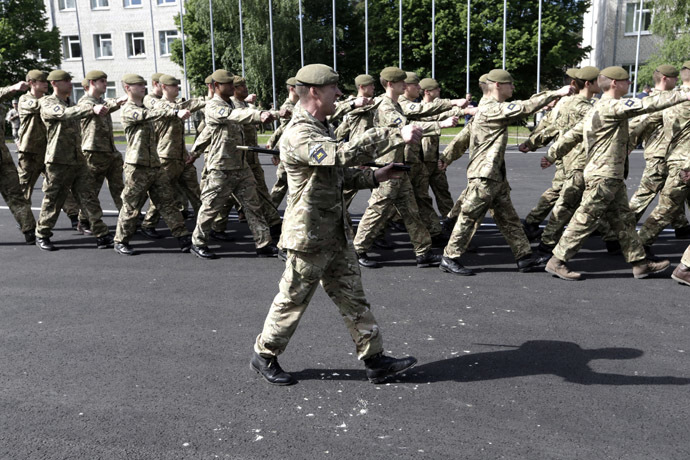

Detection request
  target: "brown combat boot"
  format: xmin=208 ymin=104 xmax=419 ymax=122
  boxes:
xmin=671 ymin=263 xmax=690 ymax=286
xmin=545 ymin=257 xmax=582 ymax=281
xmin=632 ymin=258 xmax=670 ymax=279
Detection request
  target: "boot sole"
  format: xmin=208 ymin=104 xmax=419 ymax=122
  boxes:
xmin=545 ymin=265 xmax=581 ymax=281
xmin=417 ymin=262 xmax=442 ymax=268
xmin=438 ymin=264 xmax=474 ymax=275
xmin=191 ymin=251 xmax=217 ymax=260
xmin=368 ymin=359 xmax=418 ymax=384
xmin=249 ymin=361 xmax=296 ymax=386
xmin=671 ymin=274 xmax=690 ymax=286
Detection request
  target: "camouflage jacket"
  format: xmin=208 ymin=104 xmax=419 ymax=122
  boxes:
xmin=278 ymin=105 xmax=404 ymax=252
xmin=547 ymin=91 xmax=688 ymax=180
xmin=662 ymin=85 xmax=690 ymax=168
xmin=267 ymin=98 xmax=296 ymax=149
xmin=376 ymin=95 xmax=440 ymax=164
xmin=78 ymin=95 xmax=120 ymax=153
xmin=40 ymin=94 xmax=93 ymax=165
xmin=0 ymin=86 xmax=21 ymax=162
xmin=398 ymin=94 xmax=454 ymax=119
xmin=231 ymin=96 xmax=262 ymax=165
xmin=334 ymin=95 xmax=381 ymax=142
xmin=190 ymin=95 xmax=263 ymax=170
xmin=627 ymin=89 xmax=675 ymax=161
xmin=468 ymin=91 xmax=561 ymax=181
xmin=440 ymin=96 xmax=490 ymax=165
xmin=153 ymin=97 xmax=205 ymax=161
xmin=17 ymin=92 xmax=46 ymax=155
xmin=143 ymin=93 xmax=163 ymax=110
xmin=398 ymin=94 xmax=458 ymax=163
xmin=120 ymin=100 xmax=176 ymax=167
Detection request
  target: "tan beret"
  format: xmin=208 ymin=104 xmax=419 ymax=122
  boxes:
xmin=85 ymin=70 xmax=107 ymax=81
xmin=656 ymin=65 xmax=679 ymax=78
xmin=26 ymin=70 xmax=48 ymax=82
xmin=682 ymin=61 xmax=690 ymax=70
xmin=233 ymin=76 xmax=246 ymax=86
xmin=600 ymin=66 xmax=630 ymax=81
xmin=204 ymin=74 xmax=213 ymax=84
xmin=486 ymin=69 xmax=513 ymax=84
xmin=404 ymin=72 xmax=420 ymax=84
xmin=478 ymin=74 xmax=488 ymax=84
xmin=295 ymin=64 xmax=339 ymax=86
xmin=210 ymin=69 xmax=235 ymax=84
xmin=151 ymin=72 xmax=164 ymax=83
xmin=47 ymin=70 xmax=72 ymax=81
xmin=380 ymin=67 xmax=406 ymax=83
xmin=577 ymin=66 xmax=600 ymax=81
xmin=354 ymin=74 xmax=376 ymax=87
xmin=286 ymin=77 xmax=298 ymax=86
xmin=420 ymin=78 xmax=439 ymax=91
xmin=122 ymin=74 xmax=146 ymax=85
xmin=565 ymin=68 xmax=579 ymax=79
xmin=159 ymin=74 xmax=181 ymax=85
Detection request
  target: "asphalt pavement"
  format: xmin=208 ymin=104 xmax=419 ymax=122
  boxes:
xmin=1 ymin=143 xmax=689 ymax=459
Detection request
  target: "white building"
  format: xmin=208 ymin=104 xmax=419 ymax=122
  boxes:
xmin=44 ymin=0 xmax=189 ymax=123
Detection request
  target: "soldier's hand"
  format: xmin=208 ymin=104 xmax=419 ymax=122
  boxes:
xmin=260 ymin=111 xmax=274 ymax=123
xmin=541 ymin=157 xmax=552 ymax=169
xmin=374 ymin=163 xmax=404 ymax=183
xmin=246 ymin=93 xmax=257 ymax=104
xmin=556 ymin=85 xmax=574 ymax=97
xmin=518 ymin=143 xmax=531 ymax=153
xmin=401 ymin=125 xmax=423 ymax=144
xmin=439 ymin=117 xmax=458 ymax=129
xmin=11 ymin=81 xmax=30 ymax=92
xmin=177 ymin=109 xmax=192 ymax=120
xmin=680 ymin=169 xmax=690 ymax=183
xmin=117 ymin=95 xmax=129 ymax=106
xmin=463 ymin=107 xmax=478 ymax=117
xmin=93 ymin=104 xmax=109 ymax=116
xmin=185 ymin=156 xmax=197 ymax=165
xmin=451 ymin=98 xmax=469 ymax=108
xmin=278 ymin=108 xmax=291 ymax=118
xmin=438 ymin=159 xmax=448 ymax=171
xmin=352 ymin=97 xmax=373 ymax=108
xmin=271 ymin=155 xmax=280 ymax=166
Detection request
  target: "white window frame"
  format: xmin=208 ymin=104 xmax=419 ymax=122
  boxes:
xmin=58 ymin=0 xmax=76 ymax=11
xmin=125 ymin=32 xmax=146 ymax=58
xmin=62 ymin=35 xmax=82 ymax=60
xmin=123 ymin=0 xmax=143 ymax=8
xmin=94 ymin=34 xmax=114 ymax=59
xmin=106 ymin=82 xmax=117 ymax=100
xmin=624 ymin=2 xmax=652 ymax=36
xmin=90 ymin=0 xmax=109 ymax=10
xmin=157 ymin=0 xmax=177 ymax=5
xmin=72 ymin=87 xmax=85 ymax=104
xmin=159 ymin=30 xmax=178 ymax=56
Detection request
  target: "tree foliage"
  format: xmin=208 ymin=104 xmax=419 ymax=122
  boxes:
xmin=172 ymin=0 xmax=591 ymax=104
xmin=0 ymin=0 xmax=61 ymax=86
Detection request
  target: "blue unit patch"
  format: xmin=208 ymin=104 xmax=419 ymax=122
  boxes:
xmin=507 ymin=103 xmax=516 ymax=110
xmin=624 ymin=99 xmax=635 ymax=107
xmin=132 ymin=112 xmax=140 ymax=120
xmin=218 ymin=108 xmax=226 ymax=116
xmin=311 ymin=145 xmax=327 ymax=163
xmin=408 ymin=103 xmax=416 ymax=111
xmin=54 ymin=105 xmax=60 ymax=112
xmin=394 ymin=117 xmax=403 ymax=126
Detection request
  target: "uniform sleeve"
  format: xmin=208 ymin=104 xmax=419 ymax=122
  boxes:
xmin=190 ymin=124 xmax=212 ymax=156
xmin=18 ymin=95 xmax=40 ymax=117
xmin=441 ymin=120 xmax=472 ymax=164
xmin=493 ymin=91 xmax=562 ymax=123
xmin=545 ymin=120 xmax=584 ymax=163
xmin=334 ymin=115 xmax=352 ymax=142
xmin=0 ymin=86 xmax=18 ymax=103
xmin=103 ymin=98 xmax=122 ymax=113
xmin=400 ymin=98 xmax=453 ymax=119
xmin=610 ymin=91 xmax=688 ymax=120
xmin=628 ymin=111 xmax=662 ymax=147
xmin=267 ymin=122 xmax=286 ymax=149
xmin=121 ymin=104 xmax=174 ymax=125
xmin=523 ymin=109 xmax=558 ymax=151
xmin=207 ymin=104 xmax=262 ymax=126
xmin=330 ymin=99 xmax=356 ymax=123
xmin=41 ymin=98 xmax=93 ymax=121
xmin=176 ymin=97 xmax=206 ymax=113
xmin=343 ymin=167 xmax=377 ymax=190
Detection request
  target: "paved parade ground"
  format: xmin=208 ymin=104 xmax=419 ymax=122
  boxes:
xmin=1 ymin=143 xmax=689 ymax=459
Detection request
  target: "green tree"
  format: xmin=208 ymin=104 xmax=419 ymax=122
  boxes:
xmin=0 ymin=0 xmax=61 ymax=86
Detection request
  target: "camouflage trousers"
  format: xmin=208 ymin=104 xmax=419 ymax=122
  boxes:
xmin=270 ymin=161 xmax=288 ymax=208
xmin=447 ymin=187 xmax=468 ymax=220
xmin=408 ymin=162 xmax=442 ymax=237
xmin=425 ymin=161 xmax=454 ymax=217
xmin=17 ymin=150 xmax=79 ymax=216
xmin=525 ymin=162 xmax=565 ymax=225
xmin=344 ymin=187 xmax=359 ymax=225
xmin=629 ymin=157 xmax=689 ymax=228
xmin=36 ymin=162 xmax=109 ymax=238
xmin=78 ymin=150 xmax=124 ymax=224
xmin=638 ymin=163 xmax=690 ymax=247
xmin=254 ymin=242 xmax=383 ymax=360
xmin=192 ymin=167 xmax=271 ymax=248
xmin=143 ymin=159 xmax=201 ymax=229
xmin=353 ymin=174 xmax=432 ymax=256
xmin=114 ymin=164 xmax=189 ymax=244
xmin=444 ymin=178 xmax=531 ymax=260
xmin=0 ymin=160 xmax=36 ymax=233
xmin=682 ymin=245 xmax=690 ymax=267
xmin=212 ymin=162 xmax=281 ymax=232
xmin=552 ymin=177 xmax=646 ymax=263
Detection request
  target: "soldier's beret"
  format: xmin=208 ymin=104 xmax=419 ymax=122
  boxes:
xmin=26 ymin=70 xmax=48 ymax=82
xmin=420 ymin=78 xmax=439 ymax=91
xmin=656 ymin=64 xmax=679 ymax=78
xmin=565 ymin=68 xmax=579 ymax=79
xmin=577 ymin=66 xmax=600 ymax=81
xmin=404 ymin=72 xmax=420 ymax=84
xmin=600 ymin=66 xmax=629 ymax=81
xmin=478 ymin=74 xmax=488 ymax=84
xmin=286 ymin=77 xmax=298 ymax=86
xmin=210 ymin=69 xmax=235 ymax=84
xmin=47 ymin=70 xmax=72 ymax=81
xmin=295 ymin=64 xmax=339 ymax=86
xmin=233 ymin=76 xmax=246 ymax=85
xmin=151 ymin=72 xmax=164 ymax=82
xmin=122 ymin=74 xmax=146 ymax=85
xmin=380 ymin=67 xmax=406 ymax=83
xmin=486 ymin=69 xmax=513 ymax=83
xmin=354 ymin=74 xmax=376 ymax=87
xmin=81 ymin=79 xmax=89 ymax=89
xmin=85 ymin=70 xmax=107 ymax=81
xmin=682 ymin=61 xmax=690 ymax=70
xmin=159 ymin=74 xmax=181 ymax=85
xmin=204 ymin=74 xmax=213 ymax=84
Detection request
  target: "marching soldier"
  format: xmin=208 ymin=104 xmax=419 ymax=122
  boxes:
xmin=268 ymin=77 xmax=299 ymax=208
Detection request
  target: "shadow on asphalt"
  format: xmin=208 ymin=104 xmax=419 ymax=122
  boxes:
xmin=292 ymin=340 xmax=690 ymax=386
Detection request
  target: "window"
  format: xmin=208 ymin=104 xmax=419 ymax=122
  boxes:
xmin=72 ymin=87 xmax=85 ymax=104
xmin=106 ymin=82 xmax=117 ymax=100
xmin=157 ymin=0 xmax=176 ymax=4
xmin=58 ymin=0 xmax=76 ymax=10
xmin=126 ymin=32 xmax=146 ymax=58
xmin=625 ymin=2 xmax=652 ymax=35
xmin=159 ymin=30 xmax=178 ymax=56
xmin=62 ymin=36 xmax=81 ymax=60
xmin=123 ymin=0 xmax=142 ymax=7
xmin=91 ymin=0 xmax=109 ymax=8
xmin=94 ymin=34 xmax=113 ymax=59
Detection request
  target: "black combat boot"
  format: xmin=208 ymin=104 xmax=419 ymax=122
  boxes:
xmin=250 ymin=352 xmax=297 ymax=385
xmin=24 ymin=231 xmax=36 ymax=245
xmin=113 ymin=242 xmax=136 ymax=256
xmin=96 ymin=233 xmax=114 ymax=249
xmin=178 ymin=235 xmax=192 ymax=253
xmin=523 ymin=221 xmax=543 ymax=241
xmin=256 ymin=244 xmax=280 ymax=257
xmin=68 ymin=214 xmax=79 ymax=230
xmin=364 ymin=353 xmax=418 ymax=384
xmin=439 ymin=256 xmax=475 ymax=276
xmin=357 ymin=252 xmax=380 ymax=268
xmin=191 ymin=245 xmax=217 ymax=259
xmin=36 ymin=237 xmax=55 ymax=251
xmin=517 ymin=254 xmax=546 ymax=273
xmin=140 ymin=226 xmax=163 ymax=239
xmin=416 ymin=250 xmax=442 ymax=268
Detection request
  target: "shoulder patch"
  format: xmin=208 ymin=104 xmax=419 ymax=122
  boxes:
xmin=132 ymin=112 xmax=140 ymax=120
xmin=53 ymin=105 xmax=60 ymax=112
xmin=408 ymin=103 xmax=416 ymax=111
xmin=394 ymin=117 xmax=403 ymax=126
xmin=624 ymin=99 xmax=635 ymax=107
xmin=310 ymin=144 xmax=328 ymax=164
xmin=507 ymin=103 xmax=516 ymax=111
xmin=218 ymin=107 xmax=226 ymax=116
xmin=27 ymin=100 xmax=34 ymax=106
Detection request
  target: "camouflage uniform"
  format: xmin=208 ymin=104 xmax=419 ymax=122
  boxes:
xmin=550 ymin=91 xmax=688 ymax=262
xmin=0 ymin=86 xmax=35 ymax=233
xmin=268 ymin=98 xmax=296 ymax=207
xmin=254 ymin=106 xmax=405 ymax=359
xmin=444 ymin=91 xmax=563 ymax=260
xmin=114 ymin=100 xmax=190 ymax=244
xmin=141 ymin=97 xmax=205 ymax=230
xmin=353 ymin=95 xmax=440 ymax=256
xmin=190 ymin=96 xmax=272 ymax=249
xmin=35 ymin=94 xmax=109 ymax=239
xmin=638 ymin=89 xmax=690 ymax=246
xmin=422 ymin=127 xmax=454 ymax=217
